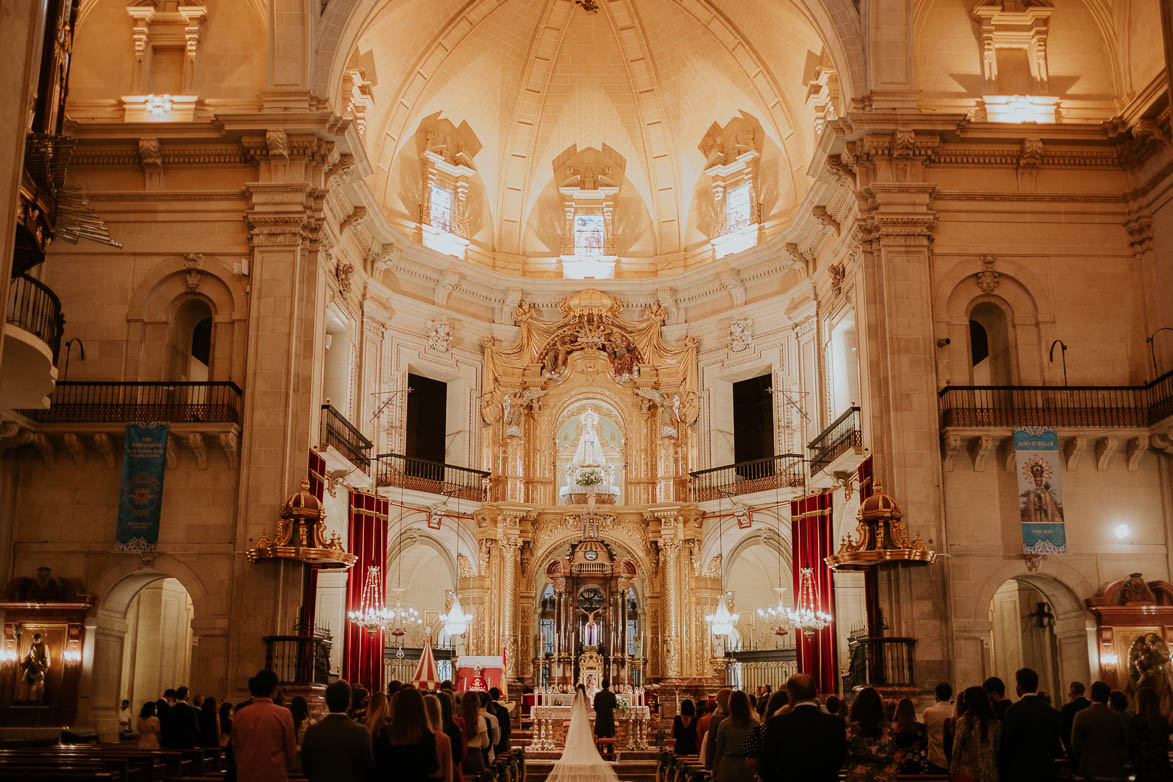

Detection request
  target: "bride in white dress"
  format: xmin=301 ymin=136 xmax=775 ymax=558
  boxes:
xmin=544 ymin=688 xmax=619 ymax=782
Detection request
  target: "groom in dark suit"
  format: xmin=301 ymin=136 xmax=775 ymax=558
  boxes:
xmin=593 ymin=679 xmax=617 ymax=739
xmin=759 ymin=674 xmax=846 ymax=782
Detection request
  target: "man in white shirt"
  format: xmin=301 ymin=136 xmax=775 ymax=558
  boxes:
xmin=923 ymin=682 xmax=954 ymax=773
xmin=478 ymin=692 xmax=501 ymax=762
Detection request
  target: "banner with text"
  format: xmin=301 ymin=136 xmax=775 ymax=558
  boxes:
xmin=115 ymin=423 xmax=169 ymax=552
xmin=1014 ymin=427 xmax=1066 ymax=554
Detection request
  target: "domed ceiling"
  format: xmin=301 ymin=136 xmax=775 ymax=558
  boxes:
xmin=350 ymin=0 xmax=834 ymax=276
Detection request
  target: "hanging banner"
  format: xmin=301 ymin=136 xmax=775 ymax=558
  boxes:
xmin=1014 ymin=427 xmax=1066 ymax=554
xmin=115 ymin=423 xmax=169 ymax=552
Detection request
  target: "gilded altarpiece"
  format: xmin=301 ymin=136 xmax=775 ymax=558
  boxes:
xmin=464 ymin=290 xmax=720 ymax=686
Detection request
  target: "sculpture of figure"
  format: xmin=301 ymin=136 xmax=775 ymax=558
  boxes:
xmin=19 ymin=632 xmax=50 ymax=703
xmin=1121 ymin=572 xmax=1157 ymax=605
xmin=1127 ymin=632 xmax=1173 ymax=716
xmin=606 ymin=332 xmax=638 ymax=379
xmin=581 ymin=607 xmax=602 ymax=647
xmin=543 ymin=334 xmax=579 ymax=377
xmin=572 ymin=409 xmax=607 ymax=468
xmin=1019 ymin=459 xmax=1063 ymax=524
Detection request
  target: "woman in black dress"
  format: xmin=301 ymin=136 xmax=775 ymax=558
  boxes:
xmin=198 ymin=697 xmax=220 ymax=749
xmin=374 ymin=688 xmax=440 ymax=781
xmin=673 ymin=698 xmax=699 ymax=756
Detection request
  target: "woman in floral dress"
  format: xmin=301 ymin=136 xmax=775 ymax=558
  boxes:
xmin=844 ymin=687 xmax=897 ymax=782
xmin=948 ymin=687 xmax=1000 ymax=782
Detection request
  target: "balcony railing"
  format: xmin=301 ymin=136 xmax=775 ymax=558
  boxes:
xmin=843 ymin=636 xmax=917 ymax=691
xmin=18 ymin=380 xmax=242 ymax=423
xmin=807 ymin=406 xmax=862 ymax=474
xmin=938 ymin=370 xmax=1173 ymax=429
xmin=320 ymin=404 xmax=372 ymax=473
xmin=723 ymin=648 xmax=798 ymax=694
xmin=6 ymin=273 xmax=64 ymax=360
xmin=264 ymin=633 xmax=332 ymax=687
xmin=690 ymin=453 xmax=805 ymax=502
xmin=375 ymin=452 xmax=489 ymax=501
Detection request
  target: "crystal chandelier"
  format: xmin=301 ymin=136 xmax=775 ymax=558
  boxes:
xmin=756 ymin=586 xmax=791 ymax=636
xmin=786 ymin=567 xmax=833 ymax=637
xmin=706 ymin=591 xmax=740 ymax=637
xmin=440 ymin=590 xmax=473 ymax=637
xmin=347 ymin=565 xmax=389 ymax=636
xmin=386 ymin=586 xmax=423 ymax=638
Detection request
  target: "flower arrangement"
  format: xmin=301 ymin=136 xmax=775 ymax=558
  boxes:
xmin=576 ymin=468 xmax=603 ymax=487
xmin=615 ymin=696 xmax=630 ymax=710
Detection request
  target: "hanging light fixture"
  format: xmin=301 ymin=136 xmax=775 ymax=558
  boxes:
xmin=787 ymin=567 xmax=833 ymax=637
xmin=440 ymin=494 xmax=473 ymax=638
xmin=385 ymin=481 xmax=421 ymax=657
xmin=756 ymin=452 xmax=790 ymax=637
xmin=348 ymin=565 xmax=390 ymax=636
xmin=706 ymin=490 xmax=740 ymax=638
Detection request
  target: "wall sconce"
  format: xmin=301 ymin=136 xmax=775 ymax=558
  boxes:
xmin=1102 ymin=652 xmax=1119 ymax=666
xmin=64 ymin=640 xmax=82 ymax=665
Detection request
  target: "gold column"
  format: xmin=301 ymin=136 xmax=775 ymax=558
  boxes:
xmin=661 ymin=537 xmax=682 ymax=678
xmin=501 ymin=537 xmax=520 ymax=680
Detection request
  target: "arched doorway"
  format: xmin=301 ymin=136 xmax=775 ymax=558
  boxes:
xmin=119 ymin=578 xmax=194 ymax=715
xmin=987 ymin=574 xmax=1087 ymax=699
xmin=969 ymin=301 xmax=1014 ymax=385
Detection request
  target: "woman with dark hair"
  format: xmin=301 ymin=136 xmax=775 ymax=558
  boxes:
xmin=438 ymin=689 xmax=466 ymax=782
xmin=350 ymin=686 xmax=370 ymax=721
xmin=198 ymin=696 xmax=220 ymax=749
xmin=673 ymin=699 xmax=699 ymax=756
xmin=218 ymin=700 xmax=233 ymax=749
xmin=289 ymin=695 xmax=311 ymax=749
xmin=891 ymin=697 xmax=926 ymax=774
xmin=374 ymin=688 xmax=441 ymax=781
xmin=743 ymin=689 xmax=790 ymax=773
xmin=845 ymin=687 xmax=897 ymax=782
xmin=137 ymin=701 xmax=161 ymax=750
xmin=460 ymin=690 xmax=491 ymax=778
xmin=366 ymin=691 xmax=391 ymax=736
xmin=1129 ymin=687 xmax=1171 ymax=782
xmin=714 ymin=691 xmax=758 ymax=782
xmin=948 ymin=686 xmax=999 ymax=782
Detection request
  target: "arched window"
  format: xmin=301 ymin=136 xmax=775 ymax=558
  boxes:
xmin=969 ymin=301 xmax=1013 ymax=385
xmin=168 ymin=299 xmax=214 ymax=381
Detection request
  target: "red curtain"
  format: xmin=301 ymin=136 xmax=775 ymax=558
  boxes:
xmin=790 ymin=490 xmax=837 ymax=696
xmin=344 ymin=488 xmax=388 ymax=692
xmin=299 ymin=451 xmax=328 ymax=633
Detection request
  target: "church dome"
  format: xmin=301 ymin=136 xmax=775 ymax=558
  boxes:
xmin=345 ymin=0 xmax=833 ymax=277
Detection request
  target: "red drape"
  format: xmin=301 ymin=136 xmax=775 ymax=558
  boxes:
xmin=790 ymin=490 xmax=837 ymax=696
xmin=344 ymin=488 xmax=388 ymax=692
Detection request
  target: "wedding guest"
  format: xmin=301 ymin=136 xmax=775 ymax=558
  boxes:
xmin=922 ymin=682 xmax=953 ymax=773
xmin=489 ymin=687 xmax=513 ymax=755
xmin=1059 ymin=681 xmax=1090 ymax=762
xmin=219 ymin=701 xmax=234 ymax=748
xmin=169 ymin=686 xmax=201 ymax=749
xmin=758 ymin=674 xmax=845 ymax=782
xmin=461 ymin=691 xmax=492 ymax=778
xmin=438 ymin=690 xmax=466 ymax=782
xmin=743 ymin=689 xmax=789 ymax=772
xmin=1071 ymin=681 xmax=1127 ymax=781
xmin=300 ymin=680 xmax=373 ymax=782
xmin=998 ymin=667 xmax=1061 ymax=782
xmin=477 ymin=691 xmax=501 ymax=762
xmin=713 ymin=690 xmax=757 ymax=782
xmin=425 ymin=694 xmax=455 ymax=782
xmin=199 ymin=696 xmax=221 ymax=749
xmin=704 ymin=688 xmax=733 ymax=770
xmin=373 ymin=688 xmax=439 ymax=781
xmin=697 ymin=700 xmax=713 ymax=754
xmin=673 ymin=699 xmax=699 ymax=756
xmin=289 ymin=696 xmax=310 ymax=750
xmin=891 ymin=697 xmax=926 ymax=773
xmin=1128 ymin=686 xmax=1171 ymax=782
xmin=231 ymin=669 xmax=297 ymax=782
xmin=137 ymin=701 xmax=161 ymax=750
xmin=118 ymin=699 xmax=132 ymax=734
xmin=844 ymin=686 xmax=896 ymax=782
xmin=350 ymin=686 xmax=370 ymax=722
xmin=949 ymin=686 xmax=1000 ymax=782
xmin=982 ymin=677 xmax=1011 ymax=719
xmin=366 ymin=691 xmax=391 ymax=736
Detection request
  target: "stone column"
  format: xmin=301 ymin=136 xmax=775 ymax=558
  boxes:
xmin=660 ymin=536 xmax=682 ymax=679
xmin=1162 ymin=1 xmax=1173 ymax=105
xmin=87 ymin=609 xmax=128 ymax=742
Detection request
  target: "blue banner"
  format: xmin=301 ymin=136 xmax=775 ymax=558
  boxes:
xmin=1014 ymin=427 xmax=1066 ymax=554
xmin=115 ymin=423 xmax=169 ymax=552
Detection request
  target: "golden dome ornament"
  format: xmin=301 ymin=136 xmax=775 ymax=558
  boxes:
xmin=247 ymin=478 xmax=357 ymax=569
xmin=825 ymin=480 xmax=936 ymax=571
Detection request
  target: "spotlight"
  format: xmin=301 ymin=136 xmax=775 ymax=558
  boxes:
xmin=1113 ymin=524 xmax=1130 ymax=540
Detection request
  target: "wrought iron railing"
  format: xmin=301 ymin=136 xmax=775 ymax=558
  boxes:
xmin=320 ymin=404 xmax=372 ymax=473
xmin=938 ymin=370 xmax=1173 ymax=429
xmin=808 ymin=406 xmax=863 ymax=474
xmin=723 ymin=648 xmax=798 ymax=693
xmin=689 ymin=453 xmax=805 ymax=502
xmin=843 ymin=636 xmax=917 ymax=691
xmin=6 ymin=273 xmax=64 ymax=360
xmin=384 ymin=645 xmax=455 ymax=686
xmin=264 ymin=633 xmax=332 ymax=686
xmin=18 ymin=380 xmax=243 ymax=423
xmin=375 ymin=452 xmax=489 ymax=501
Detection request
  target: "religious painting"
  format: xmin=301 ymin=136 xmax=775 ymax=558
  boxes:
xmin=1014 ymin=428 xmax=1066 ymax=554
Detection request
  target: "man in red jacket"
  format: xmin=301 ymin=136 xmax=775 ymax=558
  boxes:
xmin=231 ymin=669 xmax=297 ymax=782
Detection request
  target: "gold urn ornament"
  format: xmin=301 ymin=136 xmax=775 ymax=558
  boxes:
xmin=825 ymin=480 xmax=936 ymax=570
xmin=247 ymin=479 xmax=357 ymax=569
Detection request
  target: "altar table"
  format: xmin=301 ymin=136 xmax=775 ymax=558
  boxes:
xmin=529 ymin=705 xmax=651 ymax=752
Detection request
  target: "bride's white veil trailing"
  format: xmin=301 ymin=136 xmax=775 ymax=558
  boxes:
xmin=544 ymin=691 xmax=620 ymax=782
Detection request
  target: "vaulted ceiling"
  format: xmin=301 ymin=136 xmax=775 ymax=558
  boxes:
xmin=352 ymin=0 xmax=832 ymax=264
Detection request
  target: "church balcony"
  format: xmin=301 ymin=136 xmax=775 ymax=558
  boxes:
xmin=1 ymin=273 xmax=63 ymax=409
xmin=807 ymin=406 xmax=864 ymax=478
xmin=938 ymin=373 xmax=1173 ymax=471
xmin=690 ymin=453 xmax=805 ymax=502
xmin=7 ymin=380 xmax=243 ymax=469
xmin=374 ymin=452 xmax=489 ymax=502
xmin=320 ymin=404 xmax=372 ymax=475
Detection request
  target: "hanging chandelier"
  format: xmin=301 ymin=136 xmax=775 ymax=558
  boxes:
xmin=440 ymin=590 xmax=473 ymax=637
xmin=347 ymin=565 xmax=390 ymax=636
xmin=386 ymin=586 xmax=423 ymax=636
xmin=756 ymin=586 xmax=791 ymax=636
xmin=706 ymin=591 xmax=740 ymax=637
xmin=787 ymin=567 xmax=833 ymax=637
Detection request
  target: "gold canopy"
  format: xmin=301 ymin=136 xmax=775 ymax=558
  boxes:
xmin=825 ymin=480 xmax=936 ymax=570
xmin=247 ymin=479 xmax=357 ymax=569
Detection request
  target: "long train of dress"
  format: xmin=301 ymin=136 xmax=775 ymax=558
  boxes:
xmin=544 ymin=692 xmax=620 ymax=782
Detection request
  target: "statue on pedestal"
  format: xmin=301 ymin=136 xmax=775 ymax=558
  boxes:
xmin=18 ymin=632 xmax=50 ymax=703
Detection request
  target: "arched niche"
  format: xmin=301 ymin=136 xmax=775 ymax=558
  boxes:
xmin=554 ymin=398 xmax=627 ymax=504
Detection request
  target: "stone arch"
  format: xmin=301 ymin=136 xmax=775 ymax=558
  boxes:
xmin=525 ymin=531 xmax=653 ymax=595
xmin=723 ymin=526 xmax=793 ymax=586
xmin=386 ymin=527 xmax=460 ymax=585
xmin=83 ymin=555 xmax=222 ymax=741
